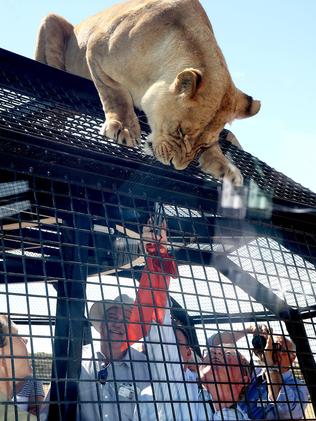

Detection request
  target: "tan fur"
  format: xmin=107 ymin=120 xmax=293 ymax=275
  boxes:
xmin=35 ymin=0 xmax=260 ymax=184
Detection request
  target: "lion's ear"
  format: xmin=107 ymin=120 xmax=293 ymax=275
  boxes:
xmin=235 ymin=89 xmax=261 ymax=119
xmin=171 ymin=68 xmax=202 ymax=98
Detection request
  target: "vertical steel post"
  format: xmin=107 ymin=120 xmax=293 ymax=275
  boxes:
xmin=48 ymin=214 xmax=90 ymax=421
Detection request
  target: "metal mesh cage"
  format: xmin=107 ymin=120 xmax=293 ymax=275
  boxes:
xmin=1 ymin=48 xmax=316 ymax=420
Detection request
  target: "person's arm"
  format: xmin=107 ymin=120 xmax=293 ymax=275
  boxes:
xmin=210 ymin=323 xmax=271 ymax=347
xmin=209 ymin=328 xmax=252 ymax=347
xmin=262 ymin=336 xmax=308 ymax=419
xmin=28 ymin=380 xmax=45 ymax=415
xmin=29 ymin=394 xmax=44 ymax=416
xmin=263 ymin=335 xmax=283 ymax=403
xmin=133 ymin=221 xmax=195 ymax=421
xmin=266 ymin=370 xmax=283 ymax=405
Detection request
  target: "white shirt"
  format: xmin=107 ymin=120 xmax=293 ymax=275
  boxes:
xmin=77 ymin=347 xmax=150 ymax=421
xmin=133 ymin=308 xmax=213 ymax=421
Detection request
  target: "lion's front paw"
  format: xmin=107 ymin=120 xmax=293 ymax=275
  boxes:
xmin=200 ymin=158 xmax=243 ymax=186
xmin=223 ymin=163 xmax=243 ymax=186
xmin=100 ymin=118 xmax=141 ymax=147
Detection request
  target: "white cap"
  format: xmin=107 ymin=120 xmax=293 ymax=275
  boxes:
xmin=89 ymin=294 xmax=134 ymax=333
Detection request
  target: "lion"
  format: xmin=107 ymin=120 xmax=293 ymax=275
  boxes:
xmin=35 ymin=0 xmax=260 ymax=185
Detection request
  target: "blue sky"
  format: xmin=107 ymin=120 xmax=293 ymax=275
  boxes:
xmin=1 ymin=0 xmax=315 ymax=192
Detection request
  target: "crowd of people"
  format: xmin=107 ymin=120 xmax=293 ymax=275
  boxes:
xmin=0 ymin=221 xmax=309 ymax=420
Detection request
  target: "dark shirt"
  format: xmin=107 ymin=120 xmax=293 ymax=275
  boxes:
xmin=240 ymin=368 xmax=308 ymax=419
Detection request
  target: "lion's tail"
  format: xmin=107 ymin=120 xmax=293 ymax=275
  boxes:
xmin=35 ymin=13 xmax=74 ymax=70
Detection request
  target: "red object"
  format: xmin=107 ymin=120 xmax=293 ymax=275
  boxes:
xmin=121 ymin=243 xmax=177 ymax=351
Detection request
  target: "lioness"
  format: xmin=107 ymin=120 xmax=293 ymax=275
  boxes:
xmin=35 ymin=0 xmax=260 ymax=184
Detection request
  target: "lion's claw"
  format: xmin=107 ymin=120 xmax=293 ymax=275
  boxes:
xmin=100 ymin=118 xmax=141 ymax=147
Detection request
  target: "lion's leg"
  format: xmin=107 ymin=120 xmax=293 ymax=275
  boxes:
xmin=98 ymin=83 xmax=141 ymax=147
xmin=199 ymin=143 xmax=243 ymax=186
xmin=224 ymin=129 xmax=243 ymax=150
xmin=86 ymin=47 xmax=141 ymax=147
xmin=35 ymin=13 xmax=73 ymax=70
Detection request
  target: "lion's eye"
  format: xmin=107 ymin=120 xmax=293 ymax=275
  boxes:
xmin=178 ymin=127 xmax=185 ymax=138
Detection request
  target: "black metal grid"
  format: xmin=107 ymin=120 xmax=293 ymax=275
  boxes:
xmin=0 ymin=48 xmax=316 ymax=420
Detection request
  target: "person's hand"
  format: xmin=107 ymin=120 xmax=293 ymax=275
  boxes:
xmin=258 ymin=324 xmax=272 ymax=339
xmin=245 ymin=323 xmax=257 ymax=335
xmin=142 ymin=218 xmax=167 ymax=247
xmin=199 ymin=353 xmax=215 ymax=393
xmin=263 ymin=334 xmax=275 ymax=366
xmin=247 ymin=323 xmax=271 ymax=339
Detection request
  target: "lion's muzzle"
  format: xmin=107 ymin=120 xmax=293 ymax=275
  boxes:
xmin=153 ymin=139 xmax=197 ymax=170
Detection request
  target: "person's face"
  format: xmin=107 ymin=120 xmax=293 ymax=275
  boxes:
xmin=200 ymin=347 xmax=250 ymax=404
xmin=175 ymin=329 xmax=192 ymax=369
xmin=100 ymin=305 xmax=132 ymax=359
xmin=272 ymin=336 xmax=296 ymax=368
xmin=0 ymin=319 xmax=32 ymax=396
xmin=201 ymin=347 xmax=245 ymax=384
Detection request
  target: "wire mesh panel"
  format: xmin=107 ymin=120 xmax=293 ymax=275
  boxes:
xmin=1 ymin=49 xmax=316 ymax=420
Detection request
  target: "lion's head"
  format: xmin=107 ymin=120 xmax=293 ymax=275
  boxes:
xmin=144 ymin=68 xmax=260 ymax=170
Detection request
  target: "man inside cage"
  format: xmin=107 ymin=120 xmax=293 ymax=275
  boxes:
xmin=207 ymin=324 xmax=309 ymax=419
xmin=0 ymin=314 xmax=37 ymax=420
xmin=77 ymin=218 xmax=183 ymax=421
xmin=128 ymin=220 xmax=252 ymax=420
xmin=77 ymin=293 xmax=151 ymax=421
xmin=199 ymin=345 xmax=253 ymax=420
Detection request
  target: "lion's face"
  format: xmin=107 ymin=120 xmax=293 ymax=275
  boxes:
xmin=145 ymin=68 xmax=260 ymax=170
xmin=148 ymin=113 xmax=217 ymax=171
